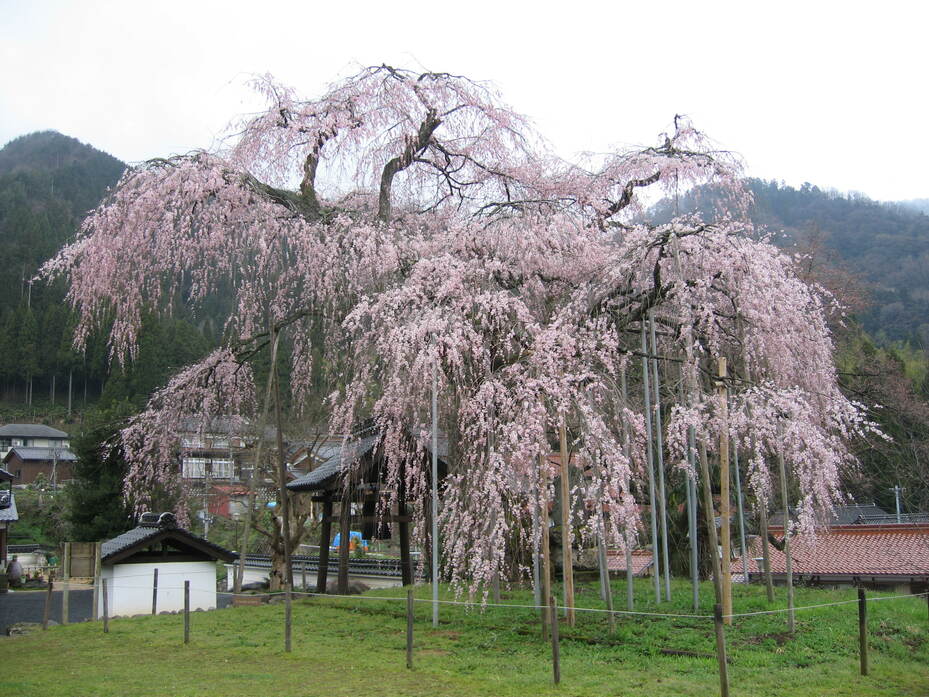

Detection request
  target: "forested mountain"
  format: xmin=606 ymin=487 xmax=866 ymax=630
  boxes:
xmin=0 ymin=131 xmax=215 ymax=419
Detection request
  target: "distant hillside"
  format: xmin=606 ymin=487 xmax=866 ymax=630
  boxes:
xmin=896 ymin=198 xmax=929 ymax=216
xmin=657 ymin=179 xmax=929 ymax=342
xmin=0 ymin=131 xmax=214 ymax=415
xmin=747 ymin=180 xmax=929 ymax=342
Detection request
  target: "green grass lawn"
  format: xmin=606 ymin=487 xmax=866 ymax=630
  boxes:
xmin=1 ymin=579 xmax=927 ymax=697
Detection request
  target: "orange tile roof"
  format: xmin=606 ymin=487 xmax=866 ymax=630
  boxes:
xmin=739 ymin=524 xmax=929 ymax=578
xmin=605 ymin=549 xmax=653 ymax=576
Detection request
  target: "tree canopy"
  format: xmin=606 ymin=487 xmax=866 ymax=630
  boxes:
xmin=43 ymin=66 xmax=875 ymax=590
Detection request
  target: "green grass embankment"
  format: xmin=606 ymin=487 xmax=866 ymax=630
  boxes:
xmin=1 ymin=579 xmax=927 ymax=696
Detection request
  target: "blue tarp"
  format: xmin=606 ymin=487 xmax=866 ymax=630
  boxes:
xmin=332 ymin=531 xmax=367 ymax=548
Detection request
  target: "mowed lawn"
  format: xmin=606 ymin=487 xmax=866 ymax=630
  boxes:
xmin=1 ymin=579 xmax=927 ymax=697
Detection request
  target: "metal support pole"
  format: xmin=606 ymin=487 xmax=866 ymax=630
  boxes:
xmin=650 ymin=313 xmax=672 ymax=601
xmin=641 ymin=325 xmax=661 ymax=602
xmin=733 ymin=445 xmax=749 ymax=583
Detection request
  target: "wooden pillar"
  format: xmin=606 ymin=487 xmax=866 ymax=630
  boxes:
xmin=316 ymin=496 xmax=333 ymax=593
xmin=717 ymin=357 xmax=732 ymax=624
xmin=399 ymin=495 xmax=413 ymax=587
xmin=559 ymin=419 xmax=575 ymax=627
xmin=338 ymin=489 xmax=351 ymax=594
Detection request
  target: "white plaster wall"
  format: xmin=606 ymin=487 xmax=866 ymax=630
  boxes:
xmin=223 ymin=563 xmax=402 ymax=591
xmin=97 ymin=561 xmax=217 ymax=618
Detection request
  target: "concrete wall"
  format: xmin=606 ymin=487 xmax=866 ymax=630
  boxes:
xmin=97 ymin=561 xmax=217 ymax=618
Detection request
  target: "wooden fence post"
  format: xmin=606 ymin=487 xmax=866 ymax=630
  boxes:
xmin=102 ymin=578 xmax=109 ymax=633
xmin=42 ymin=581 xmax=53 ymax=630
xmin=713 ymin=604 xmax=730 ymax=697
xmin=92 ymin=541 xmax=101 ymax=620
xmin=184 ymin=580 xmax=190 ymax=645
xmin=406 ymin=589 xmax=414 ymax=669
xmin=151 ymin=568 xmax=158 ymax=615
xmin=62 ymin=542 xmax=70 ymax=626
xmin=858 ymin=588 xmax=868 ymax=676
xmin=285 ymin=582 xmax=292 ymax=653
xmin=549 ymin=595 xmax=561 ymax=685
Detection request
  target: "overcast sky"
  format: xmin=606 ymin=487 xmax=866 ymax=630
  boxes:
xmin=2 ymin=0 xmax=926 ymax=201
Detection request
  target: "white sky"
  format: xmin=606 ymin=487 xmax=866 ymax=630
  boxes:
xmin=2 ymin=0 xmax=926 ymax=201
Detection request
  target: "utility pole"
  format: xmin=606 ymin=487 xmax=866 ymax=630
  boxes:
xmin=889 ymin=485 xmax=903 ymax=523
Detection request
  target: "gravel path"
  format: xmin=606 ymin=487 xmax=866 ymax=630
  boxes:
xmin=0 ymin=589 xmax=233 ymax=634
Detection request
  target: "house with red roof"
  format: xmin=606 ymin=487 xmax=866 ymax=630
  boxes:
xmin=739 ymin=523 xmax=929 ymax=594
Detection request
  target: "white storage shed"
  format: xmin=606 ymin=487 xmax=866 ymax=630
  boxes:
xmin=96 ymin=512 xmax=235 ymax=618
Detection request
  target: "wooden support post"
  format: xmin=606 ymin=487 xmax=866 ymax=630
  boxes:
xmin=492 ymin=574 xmax=501 ymax=604
xmin=102 ymin=578 xmax=109 ymax=633
xmin=338 ymin=489 xmax=351 ymax=594
xmin=184 ymin=580 xmax=190 ymax=645
xmin=858 ymin=588 xmax=868 ymax=676
xmin=597 ymin=528 xmax=615 ymax=633
xmin=713 ymin=604 xmax=730 ymax=697
xmin=539 ymin=461 xmax=552 ymax=641
xmin=301 ymin=561 xmax=307 ymax=591
xmin=284 ymin=582 xmax=292 ymax=653
xmin=92 ymin=541 xmax=101 ymax=620
xmin=717 ymin=357 xmax=732 ymax=625
xmin=759 ymin=504 xmax=775 ymax=602
xmin=559 ymin=417 xmax=575 ymax=627
xmin=776 ymin=423 xmax=795 ymax=633
xmin=549 ymin=594 xmax=561 ymax=685
xmin=399 ymin=478 xmax=413 ymax=587
xmin=42 ymin=581 xmax=53 ymax=630
xmin=152 ymin=568 xmax=159 ymax=615
xmin=925 ymin=590 xmax=929 ymax=629
xmin=316 ymin=496 xmax=333 ymax=593
xmin=406 ymin=589 xmax=414 ymax=669
xmin=698 ymin=442 xmax=724 ymax=607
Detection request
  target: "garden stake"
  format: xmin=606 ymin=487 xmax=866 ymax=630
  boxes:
xmin=152 ymin=568 xmax=158 ymax=615
xmin=406 ymin=589 xmax=414 ymax=669
xmin=184 ymin=580 xmax=190 ymax=645
xmin=713 ymin=603 xmax=729 ymax=697
xmin=42 ymin=580 xmax=52 ymax=630
xmin=102 ymin=578 xmax=109 ymax=633
xmin=858 ymin=588 xmax=868 ymax=676
xmin=285 ymin=582 xmax=292 ymax=653
xmin=549 ymin=595 xmax=561 ymax=685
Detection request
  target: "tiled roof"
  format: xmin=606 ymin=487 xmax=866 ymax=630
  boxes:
xmin=3 ymin=447 xmax=77 ymax=462
xmin=0 ymin=491 xmax=17 ymax=522
xmin=0 ymin=468 xmax=13 ymax=481
xmin=739 ymin=525 xmax=929 ymax=579
xmin=769 ymin=504 xmax=889 ymax=527
xmin=0 ymin=424 xmax=68 ymax=438
xmin=606 ymin=549 xmax=653 ymax=577
xmin=287 ymin=435 xmax=380 ymax=492
xmin=101 ymin=512 xmax=235 ymax=563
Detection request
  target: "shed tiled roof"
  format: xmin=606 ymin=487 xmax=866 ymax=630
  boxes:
xmin=101 ymin=512 xmax=236 ymax=563
xmin=3 ymin=447 xmax=77 ymax=463
xmin=0 ymin=424 xmax=68 ymax=439
xmin=740 ymin=524 xmax=929 ymax=579
xmin=769 ymin=504 xmax=889 ymax=527
xmin=0 ymin=467 xmax=13 ymax=481
xmin=606 ymin=549 xmax=653 ymax=577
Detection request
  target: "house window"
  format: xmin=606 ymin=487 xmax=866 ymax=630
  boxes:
xmin=182 ymin=457 xmax=207 ymax=478
xmin=210 ymin=459 xmax=233 ymax=479
xmin=0 ymin=438 xmax=10 ymax=449
xmin=181 ymin=436 xmax=205 ymax=449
